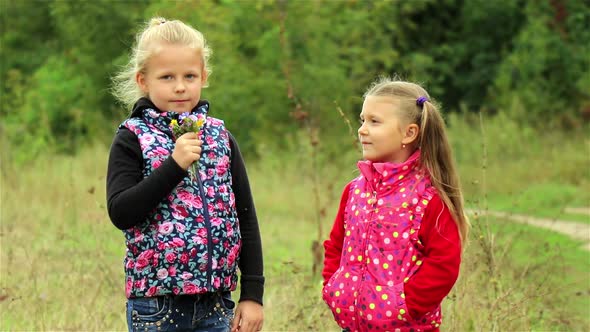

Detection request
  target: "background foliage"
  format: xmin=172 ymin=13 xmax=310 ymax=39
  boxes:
xmin=2 ymin=0 xmax=589 ymax=159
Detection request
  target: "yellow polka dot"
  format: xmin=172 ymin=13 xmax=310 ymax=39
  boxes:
xmin=357 ymin=255 xmax=363 ymax=261
xmin=412 ymin=255 xmax=417 ymax=262
xmin=345 ymin=272 xmax=350 ymax=278
xmin=347 ymin=246 xmax=352 ymax=252
xmin=404 ymin=277 xmax=409 ymax=283
xmin=383 ymin=263 xmax=389 ymax=269
xmin=335 ymin=291 xmax=340 ymax=296
xmin=355 ymin=210 xmax=359 ymax=216
xmin=346 ymin=230 xmax=351 ymax=236
xmin=369 ymin=303 xmax=375 ymax=309
xmin=336 ymin=308 xmax=341 ymax=313
xmin=409 ymin=215 xmax=414 ymax=220
xmin=398 ymin=175 xmax=404 ymax=180
xmin=400 ymin=188 xmax=406 ymax=192
xmin=398 ymin=315 xmax=403 ymax=320
xmin=393 ymin=232 xmax=399 ymax=238
xmin=401 ymin=292 xmax=405 ymax=299
xmin=400 ymin=309 xmax=406 ymax=315
xmin=354 ymin=189 xmax=360 ymax=194
xmin=381 ymin=294 xmax=388 ymax=300
xmin=422 ymin=199 xmax=428 ymax=205
xmin=402 ymin=202 xmax=408 ymax=208
xmin=410 ymin=228 xmax=415 ymax=233
xmin=376 ymin=286 xmax=382 ymax=291
xmin=416 ymin=260 xmax=423 ymax=266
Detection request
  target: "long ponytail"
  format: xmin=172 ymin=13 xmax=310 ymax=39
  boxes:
xmin=419 ymin=101 xmax=469 ymax=244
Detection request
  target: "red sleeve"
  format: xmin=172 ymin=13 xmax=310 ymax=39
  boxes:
xmin=404 ymin=194 xmax=462 ymax=319
xmin=322 ymin=183 xmax=351 ymax=286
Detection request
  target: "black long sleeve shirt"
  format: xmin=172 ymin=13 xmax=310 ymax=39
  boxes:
xmin=106 ymin=104 xmax=264 ymax=304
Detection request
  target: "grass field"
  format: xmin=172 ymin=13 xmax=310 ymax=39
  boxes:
xmin=1 ymin=115 xmax=589 ymax=331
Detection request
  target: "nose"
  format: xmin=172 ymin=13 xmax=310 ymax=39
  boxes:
xmin=175 ymin=81 xmax=186 ymax=93
xmin=358 ymin=122 xmax=367 ymax=136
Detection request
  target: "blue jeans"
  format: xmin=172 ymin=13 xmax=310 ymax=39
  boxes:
xmin=126 ymin=291 xmax=235 ymax=332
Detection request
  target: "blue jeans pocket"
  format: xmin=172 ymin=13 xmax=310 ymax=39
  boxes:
xmin=127 ymin=296 xmax=172 ymax=331
xmin=191 ymin=292 xmax=233 ymax=331
xmin=217 ymin=291 xmax=235 ymax=319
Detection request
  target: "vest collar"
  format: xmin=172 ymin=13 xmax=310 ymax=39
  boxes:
xmin=357 ymin=149 xmax=422 ymax=192
xmin=130 ymin=97 xmax=210 ymax=135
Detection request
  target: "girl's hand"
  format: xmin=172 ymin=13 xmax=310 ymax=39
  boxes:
xmin=171 ymin=132 xmax=202 ymax=170
xmin=231 ymin=300 xmax=263 ymax=332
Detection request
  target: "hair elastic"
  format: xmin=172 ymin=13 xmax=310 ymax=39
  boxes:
xmin=416 ymin=96 xmax=429 ymax=107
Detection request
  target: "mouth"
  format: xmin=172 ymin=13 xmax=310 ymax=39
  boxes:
xmin=171 ymin=100 xmax=190 ymax=103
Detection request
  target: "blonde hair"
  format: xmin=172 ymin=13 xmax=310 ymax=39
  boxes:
xmin=364 ymin=76 xmax=470 ymax=244
xmin=111 ymin=17 xmax=212 ymax=110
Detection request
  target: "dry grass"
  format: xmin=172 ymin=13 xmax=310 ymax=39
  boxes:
xmin=1 ymin=119 xmax=589 ymax=330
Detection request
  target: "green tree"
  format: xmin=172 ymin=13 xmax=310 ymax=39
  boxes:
xmin=491 ymin=0 xmax=590 ymax=125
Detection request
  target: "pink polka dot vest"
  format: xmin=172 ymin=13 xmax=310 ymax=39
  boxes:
xmin=323 ymin=151 xmax=442 ymax=332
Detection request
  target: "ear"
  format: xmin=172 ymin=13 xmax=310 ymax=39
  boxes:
xmin=201 ymin=68 xmax=208 ymax=85
xmin=402 ymin=123 xmax=420 ymax=145
xmin=136 ymin=72 xmax=149 ymax=93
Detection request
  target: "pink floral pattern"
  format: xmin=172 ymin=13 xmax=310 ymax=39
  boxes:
xmin=120 ymin=103 xmax=241 ymax=299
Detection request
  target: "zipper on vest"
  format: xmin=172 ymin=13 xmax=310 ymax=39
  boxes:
xmin=195 ymin=175 xmax=214 ymax=290
xmin=354 ymin=189 xmax=379 ymax=324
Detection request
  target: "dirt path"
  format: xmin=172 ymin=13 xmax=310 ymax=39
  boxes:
xmin=565 ymin=207 xmax=590 ymax=216
xmin=468 ymin=209 xmax=590 ymax=251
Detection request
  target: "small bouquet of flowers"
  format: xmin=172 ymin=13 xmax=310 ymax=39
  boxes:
xmin=170 ymin=113 xmax=206 ymax=181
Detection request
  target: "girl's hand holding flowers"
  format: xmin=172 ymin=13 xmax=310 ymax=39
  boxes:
xmin=171 ymin=132 xmax=202 ymax=171
xmin=170 ymin=113 xmax=206 ymax=181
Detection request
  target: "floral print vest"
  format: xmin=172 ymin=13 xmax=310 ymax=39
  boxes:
xmin=323 ymin=151 xmax=441 ymax=331
xmin=120 ymin=103 xmax=241 ymax=299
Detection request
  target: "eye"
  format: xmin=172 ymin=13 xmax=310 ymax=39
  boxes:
xmin=159 ymin=75 xmax=173 ymax=80
xmin=186 ymin=74 xmax=197 ymax=80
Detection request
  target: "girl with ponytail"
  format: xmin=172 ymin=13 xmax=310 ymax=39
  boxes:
xmin=322 ymin=77 xmax=468 ymax=332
